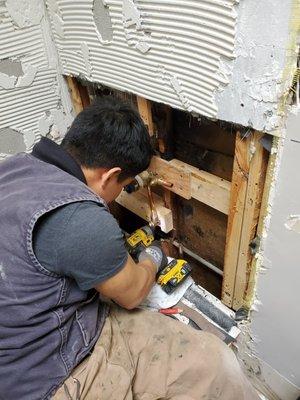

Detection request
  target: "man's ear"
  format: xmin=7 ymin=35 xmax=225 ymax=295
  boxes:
xmin=101 ymin=167 xmax=122 ymax=189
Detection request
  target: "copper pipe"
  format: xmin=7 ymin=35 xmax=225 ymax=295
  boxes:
xmin=149 ymin=177 xmax=173 ymax=188
xmin=147 ymin=185 xmax=159 ymax=227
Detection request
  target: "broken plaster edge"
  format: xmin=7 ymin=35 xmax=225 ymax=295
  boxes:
xmin=215 ymin=0 xmax=297 ymax=135
xmin=241 ymin=0 xmax=300 ymax=310
xmin=41 ymin=2 xmax=75 ymax=121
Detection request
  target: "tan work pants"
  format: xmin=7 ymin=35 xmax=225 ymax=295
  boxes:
xmin=53 ymin=306 xmax=259 ymax=400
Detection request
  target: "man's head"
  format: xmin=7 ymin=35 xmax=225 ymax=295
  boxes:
xmin=61 ymin=97 xmax=153 ymax=202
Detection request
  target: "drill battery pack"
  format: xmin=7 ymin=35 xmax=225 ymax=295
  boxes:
xmin=157 ymin=259 xmax=192 ymax=294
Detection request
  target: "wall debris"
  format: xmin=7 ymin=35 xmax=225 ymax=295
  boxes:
xmin=285 ymin=215 xmax=300 ymax=233
xmin=122 ymin=0 xmax=141 ymax=29
xmin=38 ymin=113 xmax=54 ymax=137
xmin=23 ymin=129 xmax=36 ymax=150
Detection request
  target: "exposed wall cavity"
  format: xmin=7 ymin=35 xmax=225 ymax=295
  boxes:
xmin=47 ymin=0 xmax=237 ymax=119
xmin=0 ymin=0 xmax=73 ymax=160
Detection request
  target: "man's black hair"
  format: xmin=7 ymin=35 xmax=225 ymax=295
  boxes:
xmin=61 ymin=96 xmax=153 ymax=181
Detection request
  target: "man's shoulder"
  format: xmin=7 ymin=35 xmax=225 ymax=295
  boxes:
xmin=37 ymin=200 xmax=112 ymax=237
xmin=33 ymin=199 xmax=126 ymax=287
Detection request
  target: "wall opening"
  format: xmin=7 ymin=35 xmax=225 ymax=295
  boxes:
xmin=66 ymin=76 xmax=270 ymax=310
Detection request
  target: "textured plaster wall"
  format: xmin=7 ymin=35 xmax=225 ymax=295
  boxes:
xmin=0 ymin=0 xmax=73 ymax=160
xmin=46 ymin=0 xmax=293 ymax=134
xmin=249 ymin=108 xmax=300 ymax=396
xmin=47 ymin=0 xmax=237 ymax=119
xmin=216 ymin=1 xmax=293 ymax=134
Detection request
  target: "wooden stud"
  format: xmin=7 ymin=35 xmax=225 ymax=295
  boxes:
xmin=148 ymin=156 xmax=191 ymax=199
xmin=222 ymin=132 xmax=250 ymax=308
xmin=78 ymin=83 xmax=91 ymax=109
xmin=170 ymin=159 xmax=231 ymax=215
xmin=116 ymin=189 xmax=173 ymax=233
xmin=156 ymin=104 xmax=179 ymax=256
xmin=66 ymin=76 xmax=85 ymax=114
xmin=222 ymin=131 xmax=267 ymax=310
xmin=232 ymin=132 xmax=267 ymax=310
xmin=244 ymin=137 xmax=272 ymax=308
xmin=137 ymin=96 xmax=154 ymax=136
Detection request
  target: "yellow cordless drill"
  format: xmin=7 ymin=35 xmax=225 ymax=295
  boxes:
xmin=126 ymin=225 xmax=192 ymax=293
xmin=125 ymin=225 xmax=155 ymax=260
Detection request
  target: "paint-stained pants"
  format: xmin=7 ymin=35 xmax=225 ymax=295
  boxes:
xmin=53 ymin=306 xmax=259 ymax=400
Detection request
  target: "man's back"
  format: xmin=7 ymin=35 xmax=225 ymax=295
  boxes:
xmin=0 ymin=153 xmax=106 ymax=399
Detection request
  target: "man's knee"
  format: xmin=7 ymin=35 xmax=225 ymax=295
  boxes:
xmin=191 ymin=332 xmax=239 ymax=375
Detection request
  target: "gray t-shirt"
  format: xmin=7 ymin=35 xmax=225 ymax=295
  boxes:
xmin=33 ymin=201 xmax=128 ymax=291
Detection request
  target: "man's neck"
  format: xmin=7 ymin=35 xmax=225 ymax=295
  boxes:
xmin=31 ymin=137 xmax=87 ymax=184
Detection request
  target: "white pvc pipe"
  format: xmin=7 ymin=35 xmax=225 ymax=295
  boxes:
xmin=172 ymin=241 xmax=224 ymax=277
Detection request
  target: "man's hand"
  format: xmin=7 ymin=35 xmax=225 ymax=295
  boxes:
xmin=137 ymin=241 xmax=168 ymax=273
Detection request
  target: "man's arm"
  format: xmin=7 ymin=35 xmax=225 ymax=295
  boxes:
xmin=33 ymin=202 xmax=166 ymax=309
xmin=95 ymin=255 xmax=157 ymax=310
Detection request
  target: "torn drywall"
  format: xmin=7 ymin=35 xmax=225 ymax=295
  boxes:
xmin=47 ymin=0 xmax=237 ymax=120
xmin=0 ymin=128 xmax=26 ymax=155
xmin=250 ymin=108 xmax=300 ymax=392
xmin=0 ymin=61 xmax=37 ymax=90
xmin=0 ymin=0 xmax=73 ymax=158
xmin=0 ymin=59 xmax=23 ymax=77
xmin=6 ymin=0 xmax=44 ymax=28
xmin=47 ymin=0 xmax=296 ymax=133
xmin=93 ymin=0 xmax=113 ymax=42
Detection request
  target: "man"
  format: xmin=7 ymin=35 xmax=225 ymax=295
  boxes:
xmin=0 ymin=97 xmax=259 ymax=400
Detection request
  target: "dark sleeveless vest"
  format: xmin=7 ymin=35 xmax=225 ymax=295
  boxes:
xmin=0 ymin=153 xmax=108 ymax=399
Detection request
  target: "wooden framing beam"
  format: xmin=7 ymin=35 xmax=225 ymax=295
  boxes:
xmin=148 ymin=156 xmax=191 ymax=199
xmin=116 ymin=189 xmax=173 ymax=233
xmin=232 ymin=132 xmax=266 ymax=310
xmin=222 ymin=132 xmax=250 ymax=308
xmin=137 ymin=96 xmax=154 ymax=136
xmin=66 ymin=76 xmax=90 ymax=114
xmin=222 ymin=132 xmax=266 ymax=310
xmin=137 ymin=95 xmax=231 ymax=216
xmin=170 ymin=159 xmax=231 ymax=215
